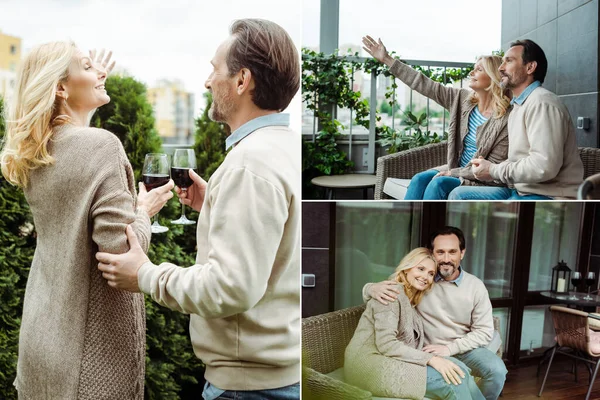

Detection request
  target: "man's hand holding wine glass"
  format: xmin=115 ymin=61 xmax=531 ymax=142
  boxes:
xmin=175 ymin=169 xmax=208 ymax=213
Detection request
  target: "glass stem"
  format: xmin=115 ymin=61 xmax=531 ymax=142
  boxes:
xmin=181 ymin=189 xmax=187 ymax=218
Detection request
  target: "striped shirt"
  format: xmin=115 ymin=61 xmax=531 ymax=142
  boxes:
xmin=459 ymin=106 xmax=488 ymax=167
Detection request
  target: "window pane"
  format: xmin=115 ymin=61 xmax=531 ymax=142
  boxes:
xmin=493 ymin=308 xmax=510 ymax=355
xmin=446 ymin=202 xmax=518 ymax=298
xmin=521 ymin=305 xmax=558 ymax=352
xmin=528 ymin=203 xmax=583 ymax=291
xmin=334 ymin=202 xmax=422 ymax=309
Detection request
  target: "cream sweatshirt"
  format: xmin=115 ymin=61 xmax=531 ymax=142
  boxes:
xmin=363 ymin=270 xmax=493 ymax=356
xmin=138 ymin=125 xmax=300 ymax=391
xmin=489 ymin=86 xmax=584 ymax=198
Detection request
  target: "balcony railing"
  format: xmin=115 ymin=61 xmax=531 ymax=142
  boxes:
xmin=302 ymin=55 xmax=473 ymax=174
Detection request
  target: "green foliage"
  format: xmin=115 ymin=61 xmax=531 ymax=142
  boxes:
xmin=377 ymin=110 xmax=448 ymax=154
xmin=90 ymin=75 xmax=163 ymax=181
xmin=193 ymin=93 xmax=229 ymax=180
xmin=301 ymin=48 xmax=471 ymax=198
xmin=0 ymin=97 xmax=36 ymax=400
xmin=0 ymin=77 xmax=208 ymax=399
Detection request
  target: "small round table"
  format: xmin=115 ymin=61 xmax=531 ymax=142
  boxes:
xmin=311 ymin=174 xmax=377 ymax=200
xmin=540 ymin=291 xmax=600 ymax=312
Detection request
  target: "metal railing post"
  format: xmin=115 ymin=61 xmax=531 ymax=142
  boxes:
xmin=368 ymin=69 xmax=377 ymax=174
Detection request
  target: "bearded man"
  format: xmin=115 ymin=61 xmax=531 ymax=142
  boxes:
xmin=364 ymin=226 xmax=507 ymax=400
xmin=449 ymin=39 xmax=583 ymax=200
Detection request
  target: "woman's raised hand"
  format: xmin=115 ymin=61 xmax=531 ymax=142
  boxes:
xmin=427 ymin=356 xmax=466 ymax=386
xmin=89 ymin=49 xmax=116 ymax=75
xmin=362 ymin=35 xmax=394 ymax=66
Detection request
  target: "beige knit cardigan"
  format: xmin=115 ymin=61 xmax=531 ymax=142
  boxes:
xmin=344 ymin=287 xmax=433 ymax=399
xmin=15 ymin=124 xmax=151 ymax=400
xmin=389 ymin=59 xmax=511 ymax=186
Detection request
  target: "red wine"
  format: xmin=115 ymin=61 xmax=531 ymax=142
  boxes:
xmin=572 ymin=278 xmax=582 ymax=287
xmin=143 ymin=174 xmax=170 ymax=191
xmin=586 ymin=278 xmax=596 ymax=287
xmin=171 ymin=167 xmax=195 ymax=189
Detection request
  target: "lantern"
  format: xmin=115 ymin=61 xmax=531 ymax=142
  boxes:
xmin=551 ymin=260 xmax=571 ymax=293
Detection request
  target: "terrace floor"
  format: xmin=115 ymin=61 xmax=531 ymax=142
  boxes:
xmin=505 ymin=356 xmax=600 ymax=399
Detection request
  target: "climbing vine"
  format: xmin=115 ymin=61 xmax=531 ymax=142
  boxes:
xmin=302 ymin=47 xmax=473 ymax=198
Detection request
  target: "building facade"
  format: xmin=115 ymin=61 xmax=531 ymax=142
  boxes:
xmin=0 ymin=30 xmax=21 ymax=102
xmin=147 ymin=80 xmax=195 ymax=145
xmin=501 ymin=0 xmax=599 ymax=148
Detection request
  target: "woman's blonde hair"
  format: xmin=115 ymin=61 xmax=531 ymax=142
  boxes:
xmin=1 ymin=41 xmax=77 ymax=187
xmin=393 ymin=247 xmax=437 ymax=306
xmin=469 ymin=55 xmax=511 ymax=118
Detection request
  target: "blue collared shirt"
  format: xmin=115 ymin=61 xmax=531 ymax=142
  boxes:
xmin=225 ymin=113 xmax=290 ymax=150
xmin=434 ymin=266 xmax=465 ymax=286
xmin=202 ymin=382 xmax=225 ymax=400
xmin=511 ymin=80 xmax=541 ymax=105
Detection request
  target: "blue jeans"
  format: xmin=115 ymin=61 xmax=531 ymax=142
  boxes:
xmin=204 ymin=382 xmax=300 ymax=400
xmin=448 ymin=186 xmax=552 ymax=201
xmin=405 ymin=170 xmax=462 ymax=200
xmin=454 ymin=348 xmax=508 ymax=400
xmin=425 ymin=357 xmax=485 ymax=400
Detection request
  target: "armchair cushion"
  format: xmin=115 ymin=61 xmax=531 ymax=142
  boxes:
xmin=382 ymin=178 xmax=411 ymax=200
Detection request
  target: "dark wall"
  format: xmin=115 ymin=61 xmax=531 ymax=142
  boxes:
xmin=502 ymin=0 xmax=599 ymax=147
xmin=302 ymin=202 xmax=334 ymax=317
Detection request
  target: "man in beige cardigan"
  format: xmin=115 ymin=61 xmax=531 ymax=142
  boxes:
xmin=96 ymin=19 xmax=300 ymax=400
xmin=448 ymin=39 xmax=584 ymax=200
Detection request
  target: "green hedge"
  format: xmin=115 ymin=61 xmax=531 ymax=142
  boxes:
xmin=0 ymin=76 xmax=228 ymax=399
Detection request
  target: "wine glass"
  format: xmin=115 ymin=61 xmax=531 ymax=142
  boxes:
xmin=142 ymin=153 xmax=170 ymax=234
xmin=584 ymin=272 xmax=596 ymax=301
xmin=569 ymin=271 xmax=581 ymax=300
xmin=171 ymin=149 xmax=197 ymax=225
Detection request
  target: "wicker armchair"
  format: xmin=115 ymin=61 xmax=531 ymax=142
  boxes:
xmin=375 ymin=145 xmax=600 ymax=200
xmin=302 ymin=304 xmax=503 ymax=400
xmin=538 ymin=306 xmax=600 ymax=400
xmin=375 ymin=142 xmax=447 ymax=200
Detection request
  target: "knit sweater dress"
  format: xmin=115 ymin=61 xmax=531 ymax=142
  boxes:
xmin=14 ymin=124 xmax=151 ymax=400
xmin=344 ymin=287 xmax=433 ymax=399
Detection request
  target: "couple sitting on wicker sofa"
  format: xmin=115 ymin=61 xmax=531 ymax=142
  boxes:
xmin=362 ymin=35 xmax=583 ymax=200
xmin=344 ymin=227 xmax=506 ymax=400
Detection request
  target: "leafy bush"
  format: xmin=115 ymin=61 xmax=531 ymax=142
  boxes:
xmin=377 ymin=110 xmax=448 ymax=154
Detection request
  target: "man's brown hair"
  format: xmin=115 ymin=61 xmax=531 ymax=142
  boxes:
xmin=227 ymin=19 xmax=300 ymax=111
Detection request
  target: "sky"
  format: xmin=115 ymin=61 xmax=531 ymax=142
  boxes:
xmin=303 ymin=0 xmax=502 ymax=63
xmin=0 ymin=0 xmax=502 ymax=132
xmin=0 ymin=0 xmax=302 ymax=128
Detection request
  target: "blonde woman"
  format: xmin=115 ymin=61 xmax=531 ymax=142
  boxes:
xmin=362 ymin=36 xmax=511 ymax=200
xmin=0 ymin=42 xmax=173 ymax=399
xmin=344 ymin=248 xmax=484 ymax=399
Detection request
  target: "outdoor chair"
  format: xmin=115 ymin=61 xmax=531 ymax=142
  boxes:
xmin=538 ymin=306 xmax=600 ymax=400
xmin=302 ymin=303 xmax=503 ymax=400
xmin=375 ymin=145 xmax=600 ymax=200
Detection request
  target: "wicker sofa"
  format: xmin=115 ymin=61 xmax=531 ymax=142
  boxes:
xmin=302 ymin=304 xmax=502 ymax=400
xmin=374 ymin=144 xmax=600 ymax=199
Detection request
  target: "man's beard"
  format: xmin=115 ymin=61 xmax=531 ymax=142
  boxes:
xmin=438 ymin=262 xmax=457 ymax=279
xmin=208 ymin=90 xmax=236 ymax=123
xmin=499 ymin=74 xmax=512 ymax=90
